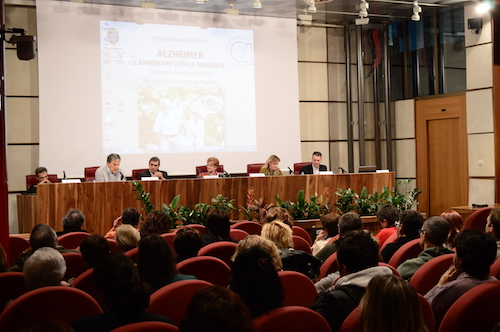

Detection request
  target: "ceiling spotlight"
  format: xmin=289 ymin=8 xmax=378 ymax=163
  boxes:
xmin=476 ymin=1 xmax=490 ymax=14
xmin=298 ymin=12 xmax=313 ymax=25
xmin=195 ymin=0 xmax=209 ymax=3
xmin=253 ymin=0 xmax=262 ymax=8
xmin=411 ymin=0 xmax=421 ymax=21
xmin=307 ymin=0 xmax=317 ymax=13
xmin=224 ymin=3 xmax=239 ymax=15
xmin=141 ymin=0 xmax=155 ymax=8
xmin=359 ymin=0 xmax=369 ymax=18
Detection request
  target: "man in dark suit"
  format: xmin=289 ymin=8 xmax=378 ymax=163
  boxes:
xmin=138 ymin=156 xmax=168 ymax=180
xmin=300 ymin=151 xmax=327 ymax=174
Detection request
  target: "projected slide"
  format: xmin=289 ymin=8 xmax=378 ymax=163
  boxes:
xmin=100 ymin=21 xmax=256 ymax=154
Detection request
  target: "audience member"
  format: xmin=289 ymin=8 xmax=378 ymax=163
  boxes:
xmin=300 ymin=151 xmax=327 ymax=175
xmin=179 ymin=286 xmax=255 ymax=332
xmin=79 ymin=234 xmax=110 ymax=268
xmin=259 ymin=155 xmax=282 ymax=176
xmin=140 ymin=210 xmax=172 ymax=237
xmin=311 ymin=212 xmax=340 ymax=256
xmin=264 ymin=206 xmax=294 ymax=228
xmin=311 ymin=230 xmax=392 ymax=332
xmin=425 ymin=229 xmax=497 ymax=328
xmin=56 ymin=209 xmax=88 ymax=237
xmin=27 ymin=166 xmax=52 ymax=194
xmin=229 ymin=247 xmax=284 ymax=318
xmin=137 ymin=234 xmax=195 ymax=293
xmin=381 ymin=209 xmax=424 ymax=262
xmin=397 ymin=216 xmax=454 ymax=280
xmin=174 ymin=227 xmax=203 ymax=262
xmin=202 ymin=210 xmax=237 ymax=246
xmin=115 ymin=224 xmax=141 ymax=252
xmin=95 ymin=153 xmax=126 ymax=182
xmin=198 ymin=157 xmax=220 ymax=177
xmin=71 ymin=253 xmax=174 ymax=332
xmin=105 ymin=207 xmax=141 ymax=240
xmin=137 ymin=156 xmax=168 ymax=180
xmin=23 ymin=247 xmax=67 ymax=290
xmin=440 ymin=209 xmax=463 ymax=248
xmin=231 ymin=235 xmax=283 ymax=271
xmin=0 ymin=242 xmax=6 ymax=272
xmin=375 ymin=204 xmax=400 ymax=245
xmin=359 ymin=274 xmax=427 ymax=332
xmin=485 ymin=207 xmax=500 ymax=258
xmin=261 ymin=220 xmax=294 ymax=250
xmin=315 ymin=211 xmax=362 ymax=262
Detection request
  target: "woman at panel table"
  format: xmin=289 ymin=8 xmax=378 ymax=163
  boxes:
xmin=259 ymin=155 xmax=283 ymax=176
xmin=198 ymin=157 xmax=220 ymax=178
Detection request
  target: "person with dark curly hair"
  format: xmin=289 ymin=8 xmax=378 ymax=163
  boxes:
xmin=229 ymin=246 xmax=284 ymax=318
xmin=202 ymin=210 xmax=237 ymax=246
xmin=139 ymin=211 xmax=172 ymax=237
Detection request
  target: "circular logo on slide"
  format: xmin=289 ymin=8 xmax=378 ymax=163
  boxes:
xmin=105 ymin=28 xmax=119 ymax=45
xmin=226 ymin=36 xmax=254 ymax=68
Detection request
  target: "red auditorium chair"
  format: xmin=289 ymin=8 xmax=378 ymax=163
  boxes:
xmin=57 ymin=231 xmax=90 ymax=249
xmin=0 ymin=272 xmax=28 ymax=314
xmin=318 ymin=252 xmax=338 ymax=280
xmin=254 ymin=306 xmax=332 ymax=332
xmin=292 ymin=226 xmax=312 ymax=245
xmin=174 ymin=224 xmax=206 ymax=235
xmin=195 ymin=165 xmax=224 ymax=176
xmin=278 ymin=270 xmax=317 ymax=307
xmin=8 ymin=235 xmax=30 ymax=266
xmin=292 ymin=235 xmax=312 ymax=254
xmin=231 ymin=221 xmax=263 ymax=235
xmin=198 ymin=241 xmax=238 ymax=267
xmin=230 ymin=228 xmax=250 ymax=241
xmin=147 ymin=279 xmax=213 ymax=326
xmin=464 ymin=207 xmax=493 ymax=231
xmin=131 ymin=168 xmax=148 ymax=180
xmin=489 ymin=258 xmax=500 ymax=279
xmin=26 ymin=174 xmax=58 ymax=190
xmin=293 ymin=162 xmax=310 ymax=175
xmin=380 ymin=233 xmax=398 ymax=249
xmin=161 ymin=232 xmax=177 ymax=256
xmin=72 ymin=268 xmax=103 ymax=308
xmin=110 ymin=321 xmax=179 ymax=332
xmin=84 ymin=166 xmax=100 ymax=182
xmin=0 ymin=286 xmax=102 ymax=332
xmin=247 ymin=163 xmax=265 ymax=175
xmin=124 ymin=247 xmax=139 ymax=262
xmin=410 ymin=253 xmax=454 ymax=295
xmin=378 ymin=262 xmax=401 ymax=277
xmin=388 ymin=238 xmax=422 ymax=268
xmin=177 ymin=256 xmax=230 ymax=286
xmin=107 ymin=238 xmax=122 ymax=253
xmin=62 ymin=252 xmax=88 ymax=280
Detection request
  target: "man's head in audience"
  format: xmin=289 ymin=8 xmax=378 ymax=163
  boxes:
xmin=106 ymin=153 xmax=121 ymax=174
xmin=486 ymin=208 xmax=500 ymax=241
xmin=80 ymin=234 xmax=110 ymax=268
xmin=376 ymin=204 xmax=399 ymax=228
xmin=62 ymin=209 xmax=85 ymax=232
xmin=148 ymin=156 xmax=161 ymax=174
xmin=174 ymin=227 xmax=203 ymax=262
xmin=398 ymin=210 xmax=424 ymax=239
xmin=311 ymin=151 xmax=322 ymax=169
xmin=419 ymin=216 xmax=449 ymax=249
xmin=23 ymin=247 xmax=66 ymax=290
xmin=454 ymin=229 xmax=496 ymax=279
xmin=30 ymin=224 xmax=58 ymax=250
xmin=35 ymin=166 xmax=50 ymax=184
xmin=338 ymin=212 xmax=362 ymax=236
xmin=337 ymin=230 xmax=379 ymax=276
xmin=122 ymin=207 xmax=141 ymax=227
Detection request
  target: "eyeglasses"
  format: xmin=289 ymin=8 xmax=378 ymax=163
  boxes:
xmin=394 ymin=221 xmax=401 ymax=226
xmin=419 ymin=229 xmax=425 ymax=234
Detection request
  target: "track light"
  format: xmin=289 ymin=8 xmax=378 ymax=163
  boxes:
xmin=195 ymin=0 xmax=208 ymax=4
xmin=298 ymin=10 xmax=313 ymax=25
xmin=306 ymin=0 xmax=317 ymax=14
xmin=224 ymin=3 xmax=239 ymax=15
xmin=355 ymin=0 xmax=369 ymax=25
xmin=253 ymin=0 xmax=262 ymax=9
xmin=411 ymin=0 xmax=421 ymax=21
xmin=141 ymin=0 xmax=155 ymax=8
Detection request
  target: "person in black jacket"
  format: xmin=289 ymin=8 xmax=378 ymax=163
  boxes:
xmin=300 ymin=151 xmax=327 ymax=174
xmin=137 ymin=156 xmax=168 ymax=180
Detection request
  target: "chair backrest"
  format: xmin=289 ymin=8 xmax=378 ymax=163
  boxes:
xmin=8 ymin=235 xmax=30 ymax=267
xmin=0 ymin=286 xmax=103 ymax=332
xmin=292 ymin=226 xmax=312 ymax=246
xmin=174 ymin=224 xmax=206 ymax=235
xmin=247 ymin=163 xmax=265 ymax=175
xmin=84 ymin=166 xmax=100 ymax=182
xmin=292 ymin=235 xmax=312 ymax=254
xmin=177 ymin=256 xmax=230 ymax=286
xmin=161 ymin=232 xmax=177 ymax=257
xmin=110 ymin=321 xmax=179 ymax=332
xmin=318 ymin=252 xmax=338 ymax=280
xmin=131 ymin=168 xmax=148 ymax=180
xmin=293 ymin=162 xmax=310 ymax=175
xmin=72 ymin=268 xmax=104 ymax=308
xmin=147 ymin=279 xmax=213 ymax=326
xmin=107 ymin=238 xmax=122 ymax=253
xmin=195 ymin=165 xmax=224 ymax=176
xmin=388 ymin=238 xmax=422 ymax=268
xmin=489 ymin=257 xmax=500 ymax=279
xmin=231 ymin=221 xmax=263 ymax=235
xmin=0 ymin=272 xmax=28 ymax=314
xmin=26 ymin=174 xmax=58 ymax=190
xmin=229 ymin=228 xmax=250 ymax=241
xmin=278 ymin=270 xmax=317 ymax=307
xmin=410 ymin=253 xmax=454 ymax=295
xmin=198 ymin=241 xmax=238 ymax=267
xmin=62 ymin=252 xmax=88 ymax=280
xmin=254 ymin=306 xmax=332 ymax=332
xmin=438 ymin=280 xmax=500 ymax=332
xmin=339 ymin=294 xmax=435 ymax=332
xmin=378 ymin=262 xmax=401 ymax=277
xmin=464 ymin=207 xmax=493 ymax=231
xmin=124 ymin=247 xmax=139 ymax=262
xmin=380 ymin=233 xmax=398 ymax=250
xmin=57 ymin=232 xmax=90 ymax=249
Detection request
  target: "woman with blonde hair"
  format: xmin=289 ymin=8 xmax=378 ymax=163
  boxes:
xmin=115 ymin=224 xmax=141 ymax=252
xmin=261 ymin=220 xmax=293 ymax=249
xmin=231 ymin=235 xmax=283 ymax=271
xmin=359 ymin=274 xmax=428 ymax=332
xmin=264 ymin=207 xmax=294 ymax=228
xmin=259 ymin=155 xmax=282 ymax=176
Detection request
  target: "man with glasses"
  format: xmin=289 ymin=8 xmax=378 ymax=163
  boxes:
xmin=397 ymin=216 xmax=453 ymax=280
xmin=484 ymin=208 xmax=500 ymax=258
xmin=381 ymin=210 xmax=424 ymax=263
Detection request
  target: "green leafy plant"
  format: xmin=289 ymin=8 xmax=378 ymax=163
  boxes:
xmin=385 ymin=180 xmax=422 ymax=211
xmin=132 ymin=181 xmax=155 ymax=216
xmin=276 ymin=188 xmax=332 ymax=220
xmin=210 ymin=194 xmax=236 ymax=214
xmin=334 ymin=188 xmax=357 ymax=214
xmin=192 ymin=202 xmax=211 ymax=225
xmin=239 ymin=189 xmax=273 ymax=222
xmin=162 ymin=194 xmax=183 ymax=227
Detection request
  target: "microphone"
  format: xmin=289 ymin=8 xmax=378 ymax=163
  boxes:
xmin=337 ymin=166 xmax=347 ymax=174
xmin=63 ymin=171 xmax=66 ymax=179
xmin=223 ymin=170 xmax=231 ymax=178
xmin=288 ymin=167 xmax=294 ymax=175
xmin=120 ymin=171 xmax=125 ymax=180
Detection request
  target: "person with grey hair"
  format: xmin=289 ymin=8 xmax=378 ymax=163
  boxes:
xmin=397 ymin=216 xmax=454 ymax=280
xmin=137 ymin=156 xmax=168 ymax=180
xmin=95 ymin=153 xmax=126 ymax=182
xmin=56 ymin=208 xmax=88 ymax=237
xmin=23 ymin=247 xmax=68 ymax=290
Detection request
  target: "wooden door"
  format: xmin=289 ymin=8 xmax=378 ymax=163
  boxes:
xmin=416 ymin=94 xmax=468 ymax=217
